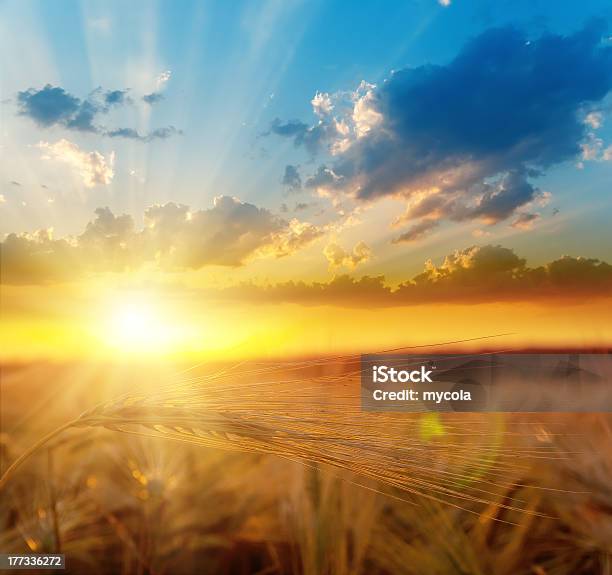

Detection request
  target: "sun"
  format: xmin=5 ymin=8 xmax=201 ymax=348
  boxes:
xmin=103 ymin=297 xmax=186 ymax=355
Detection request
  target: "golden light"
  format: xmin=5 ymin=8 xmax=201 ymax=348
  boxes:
xmin=102 ymin=295 xmax=192 ymax=355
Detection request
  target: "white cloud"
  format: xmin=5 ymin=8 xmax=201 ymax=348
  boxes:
xmin=312 ymin=92 xmax=333 ymax=118
xmin=352 ymin=81 xmax=383 ymax=139
xmin=38 ymin=139 xmax=115 ymax=188
xmin=438 ymin=0 xmax=451 ymax=6
xmin=581 ymin=135 xmax=602 ymax=160
xmin=156 ymin=70 xmax=172 ymax=90
xmin=584 ymin=112 xmax=603 ymax=129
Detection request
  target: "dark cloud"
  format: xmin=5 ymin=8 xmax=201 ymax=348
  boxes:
xmin=467 ymin=171 xmax=539 ymax=224
xmin=143 ymin=92 xmax=164 ymax=105
xmin=268 ymin=118 xmax=309 ymax=138
xmin=294 ymin=202 xmax=312 ymax=212
xmin=305 ymin=166 xmax=345 ymax=189
xmin=105 ymin=128 xmax=140 ymax=139
xmin=104 ymin=89 xmax=129 ymax=105
xmin=511 ymin=212 xmax=540 ymax=230
xmin=106 ymin=126 xmax=181 ymax=141
xmin=216 ymin=275 xmax=392 ymax=307
xmin=396 ymin=245 xmax=612 ymax=303
xmin=266 ymin=118 xmax=337 ymax=156
xmin=392 ymin=219 xmax=439 ymax=243
xmin=278 ymin=22 xmax=612 ymax=238
xmin=282 ymin=164 xmax=302 ymax=192
xmin=349 ymin=21 xmax=612 ymax=199
xmin=66 ymin=99 xmax=99 ymax=132
xmin=147 ymin=126 xmax=182 ymax=140
xmin=17 ymin=85 xmax=80 ymax=127
xmin=16 ymin=84 xmax=180 ymax=141
xmin=208 ymin=245 xmax=612 ymax=307
xmin=0 ymin=197 xmax=322 ymax=284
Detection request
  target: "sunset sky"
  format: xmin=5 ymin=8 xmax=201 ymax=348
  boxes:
xmin=1 ymin=0 xmax=611 ymax=360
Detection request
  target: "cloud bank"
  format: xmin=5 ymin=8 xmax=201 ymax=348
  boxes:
xmin=0 ymin=197 xmax=323 ymax=284
xmin=209 ymin=245 xmax=612 ymax=306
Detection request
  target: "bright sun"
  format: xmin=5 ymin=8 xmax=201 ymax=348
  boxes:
xmin=104 ymin=298 xmax=186 ymax=354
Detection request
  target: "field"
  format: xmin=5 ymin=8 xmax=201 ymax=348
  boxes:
xmin=1 ymin=354 xmax=611 ymax=575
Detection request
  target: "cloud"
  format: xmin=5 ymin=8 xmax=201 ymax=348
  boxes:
xmin=143 ymin=71 xmax=171 ymax=105
xmin=294 ymin=202 xmax=316 ymax=212
xmin=263 ymin=219 xmax=324 ymax=259
xmin=156 ymin=70 xmax=172 ymax=90
xmin=106 ymin=126 xmax=181 ymax=141
xmin=104 ymin=89 xmax=129 ymax=105
xmin=268 ymin=118 xmax=309 ymax=138
xmin=0 ymin=229 xmax=79 ymax=284
xmin=17 ymin=84 xmax=180 ymax=141
xmin=585 ymin=111 xmax=603 ymax=129
xmin=143 ymin=92 xmax=164 ymax=105
xmin=274 ymin=22 xmax=612 ymax=238
xmin=398 ymin=245 xmax=612 ymax=303
xmin=312 ymin=92 xmax=333 ymax=118
xmin=209 ymin=245 xmax=612 ymax=307
xmin=392 ymin=219 xmax=439 ymax=243
xmin=142 ymin=196 xmax=290 ymax=267
xmin=18 ymin=85 xmax=81 ymax=128
xmin=305 ymin=166 xmax=345 ymax=189
xmin=215 ymin=275 xmax=392 ymax=307
xmin=282 ymin=164 xmax=302 ymax=191
xmin=467 ymin=171 xmax=540 ymax=224
xmin=0 ymin=197 xmax=322 ymax=283
xmin=324 ymin=241 xmax=371 ymax=269
xmin=38 ymin=139 xmax=114 ymax=187
xmin=266 ymin=118 xmax=340 ymax=156
xmin=511 ymin=212 xmax=540 ymax=230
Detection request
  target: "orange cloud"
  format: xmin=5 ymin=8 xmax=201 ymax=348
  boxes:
xmin=206 ymin=245 xmax=612 ymax=306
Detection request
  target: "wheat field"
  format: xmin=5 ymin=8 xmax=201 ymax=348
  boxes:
xmin=1 ymin=350 xmax=611 ymax=574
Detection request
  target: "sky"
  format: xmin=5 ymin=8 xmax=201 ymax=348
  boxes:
xmin=1 ymin=0 xmax=612 ymax=360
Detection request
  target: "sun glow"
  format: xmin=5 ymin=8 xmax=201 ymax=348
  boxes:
xmin=104 ymin=297 xmax=192 ymax=355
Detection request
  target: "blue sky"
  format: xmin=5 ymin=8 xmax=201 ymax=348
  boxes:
xmin=1 ymin=0 xmax=612 ymax=284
